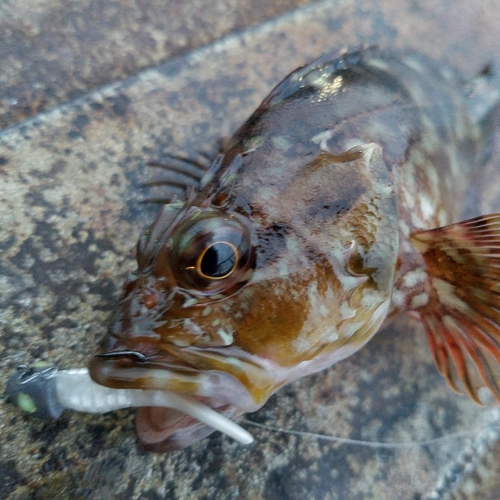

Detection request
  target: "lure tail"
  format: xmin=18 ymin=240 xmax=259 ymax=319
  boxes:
xmin=410 ymin=214 xmax=500 ymax=404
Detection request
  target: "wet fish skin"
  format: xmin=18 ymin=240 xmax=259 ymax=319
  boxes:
xmin=87 ymin=47 xmax=500 ymax=451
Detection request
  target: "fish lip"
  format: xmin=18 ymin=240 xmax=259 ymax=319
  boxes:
xmin=88 ymin=352 xmax=261 ymax=413
xmin=94 ymin=350 xmax=150 ymax=362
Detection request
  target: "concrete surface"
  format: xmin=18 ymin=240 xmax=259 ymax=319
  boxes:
xmin=0 ymin=0 xmax=314 ymax=129
xmin=1 ymin=0 xmax=500 ymax=498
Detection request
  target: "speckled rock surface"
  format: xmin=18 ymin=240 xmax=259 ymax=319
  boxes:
xmin=0 ymin=0 xmax=314 ymax=129
xmin=1 ymin=0 xmax=500 ymax=499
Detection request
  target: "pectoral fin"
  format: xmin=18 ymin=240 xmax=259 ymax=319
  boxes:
xmin=410 ymin=214 xmax=500 ymax=404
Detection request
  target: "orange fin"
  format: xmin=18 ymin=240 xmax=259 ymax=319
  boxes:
xmin=410 ymin=214 xmax=500 ymax=404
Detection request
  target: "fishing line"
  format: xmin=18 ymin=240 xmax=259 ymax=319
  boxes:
xmin=241 ymin=418 xmax=500 ymax=449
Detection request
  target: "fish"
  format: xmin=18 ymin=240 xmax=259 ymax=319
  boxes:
xmin=8 ymin=46 xmax=500 ymax=452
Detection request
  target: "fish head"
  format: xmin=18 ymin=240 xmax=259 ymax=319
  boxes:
xmin=88 ymin=139 xmax=399 ymax=449
xmin=89 ymin=50 xmax=401 ymax=449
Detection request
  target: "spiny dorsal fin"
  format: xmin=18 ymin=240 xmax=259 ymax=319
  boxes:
xmin=410 ymin=214 xmax=500 ymax=404
xmin=142 ymin=152 xmax=211 ymax=204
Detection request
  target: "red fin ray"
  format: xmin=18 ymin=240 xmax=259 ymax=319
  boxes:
xmin=410 ymin=214 xmax=500 ymax=404
xmin=422 ymin=310 xmax=500 ymax=403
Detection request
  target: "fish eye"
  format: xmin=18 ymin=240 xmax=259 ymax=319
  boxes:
xmin=168 ymin=211 xmax=254 ymax=294
xmin=197 ymin=241 xmax=238 ymax=279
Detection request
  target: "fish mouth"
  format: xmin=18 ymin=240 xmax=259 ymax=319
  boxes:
xmin=88 ymin=348 xmax=274 ymax=451
xmin=135 ymin=402 xmax=242 ymax=451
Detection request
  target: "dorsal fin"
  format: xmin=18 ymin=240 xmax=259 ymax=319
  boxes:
xmin=142 ymin=152 xmax=211 ymax=204
xmin=410 ymin=214 xmax=500 ymax=404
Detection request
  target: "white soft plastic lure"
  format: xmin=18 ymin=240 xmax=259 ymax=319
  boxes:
xmin=7 ymin=365 xmax=253 ymax=445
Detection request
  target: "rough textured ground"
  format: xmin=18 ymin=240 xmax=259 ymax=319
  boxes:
xmin=1 ymin=0 xmax=500 ymax=498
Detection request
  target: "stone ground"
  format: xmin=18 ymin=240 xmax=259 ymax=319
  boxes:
xmin=1 ymin=0 xmax=500 ymax=498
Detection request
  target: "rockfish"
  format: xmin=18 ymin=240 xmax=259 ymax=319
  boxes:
xmin=8 ymin=46 xmax=500 ymax=452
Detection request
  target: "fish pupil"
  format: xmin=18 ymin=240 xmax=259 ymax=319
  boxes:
xmin=199 ymin=242 xmax=237 ymax=278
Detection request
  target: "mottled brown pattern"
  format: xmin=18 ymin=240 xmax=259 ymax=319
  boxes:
xmin=65 ymin=37 xmax=496 ymax=463
xmin=88 ymin=63 xmax=410 ymax=437
xmin=2 ymin=0 xmax=500 ymax=498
